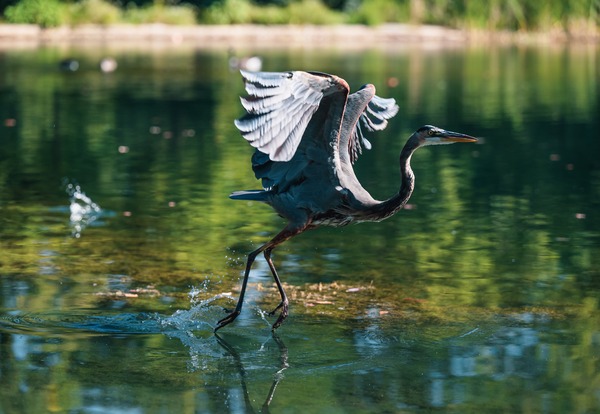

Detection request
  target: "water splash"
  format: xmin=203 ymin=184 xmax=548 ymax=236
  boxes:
xmin=188 ymin=280 xmax=211 ymax=306
xmin=160 ymin=294 xmax=226 ymax=332
xmin=65 ymin=181 xmax=102 ymax=238
xmin=0 ymin=282 xmax=272 ymax=373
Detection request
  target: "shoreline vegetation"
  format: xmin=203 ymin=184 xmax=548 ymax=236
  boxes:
xmin=0 ymin=0 xmax=598 ymax=48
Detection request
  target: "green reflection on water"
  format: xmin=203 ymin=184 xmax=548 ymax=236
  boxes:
xmin=0 ymin=44 xmax=599 ymax=413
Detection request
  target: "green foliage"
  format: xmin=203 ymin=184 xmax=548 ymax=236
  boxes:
xmin=1 ymin=0 xmax=598 ymax=30
xmin=123 ymin=3 xmax=198 ymax=25
xmin=245 ymin=3 xmax=289 ymax=24
xmin=2 ymin=0 xmax=198 ymax=27
xmin=69 ymin=0 xmax=121 ymax=25
xmin=410 ymin=0 xmax=600 ymax=30
xmin=349 ymin=0 xmax=409 ymax=25
xmin=286 ymin=0 xmax=344 ymax=24
xmin=201 ymin=0 xmax=343 ymax=25
xmin=202 ymin=0 xmax=254 ymax=24
xmin=4 ymin=0 xmax=67 ymax=27
xmin=198 ymin=0 xmax=599 ymax=29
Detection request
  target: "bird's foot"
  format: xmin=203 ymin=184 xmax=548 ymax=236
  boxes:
xmin=267 ymin=301 xmax=285 ymax=317
xmin=214 ymin=308 xmax=241 ymax=333
xmin=269 ymin=300 xmax=289 ymax=330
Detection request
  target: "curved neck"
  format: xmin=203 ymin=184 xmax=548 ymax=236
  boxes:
xmin=367 ymin=139 xmax=418 ymax=221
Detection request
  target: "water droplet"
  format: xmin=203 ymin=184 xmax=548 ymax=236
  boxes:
xmin=65 ymin=181 xmax=102 ymax=238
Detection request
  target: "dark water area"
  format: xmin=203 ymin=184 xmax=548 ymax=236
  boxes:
xmin=0 ymin=43 xmax=599 ymax=413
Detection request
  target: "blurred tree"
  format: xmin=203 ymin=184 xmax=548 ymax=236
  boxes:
xmin=0 ymin=0 xmax=18 ymax=15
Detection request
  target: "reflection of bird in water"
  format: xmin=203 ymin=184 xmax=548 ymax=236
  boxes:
xmin=216 ymin=334 xmax=288 ymax=413
xmin=215 ymin=70 xmax=477 ymax=332
xmin=228 ymin=49 xmax=262 ymax=72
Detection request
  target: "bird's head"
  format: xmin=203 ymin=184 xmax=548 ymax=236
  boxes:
xmin=414 ymin=125 xmax=477 ymax=146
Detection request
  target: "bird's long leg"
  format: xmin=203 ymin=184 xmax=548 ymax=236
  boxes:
xmin=261 ymin=223 xmax=308 ymax=330
xmin=214 ymin=223 xmax=308 ymax=332
xmin=264 ymin=247 xmax=288 ymax=330
xmin=214 ymin=247 xmax=264 ymax=332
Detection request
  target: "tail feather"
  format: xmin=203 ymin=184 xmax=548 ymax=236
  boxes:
xmin=229 ymin=190 xmax=269 ymax=202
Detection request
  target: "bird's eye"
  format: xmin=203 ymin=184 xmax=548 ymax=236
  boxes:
xmin=428 ymin=129 xmax=436 ymax=136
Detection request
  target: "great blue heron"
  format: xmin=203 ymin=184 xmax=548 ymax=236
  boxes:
xmin=215 ymin=70 xmax=477 ymax=332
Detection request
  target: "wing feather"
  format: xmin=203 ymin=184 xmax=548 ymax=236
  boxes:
xmin=349 ymin=93 xmax=399 ymax=164
xmin=234 ymin=70 xmax=348 ymax=162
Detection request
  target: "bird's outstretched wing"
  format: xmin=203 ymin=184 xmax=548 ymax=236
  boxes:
xmin=234 ymin=70 xmax=348 ymax=162
xmin=348 ymin=93 xmax=399 ymax=164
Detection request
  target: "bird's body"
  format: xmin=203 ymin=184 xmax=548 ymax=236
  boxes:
xmin=215 ymin=70 xmax=476 ymax=332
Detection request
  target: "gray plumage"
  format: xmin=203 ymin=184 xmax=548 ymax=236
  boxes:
xmin=215 ymin=70 xmax=476 ymax=332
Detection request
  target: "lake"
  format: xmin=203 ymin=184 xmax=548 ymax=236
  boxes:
xmin=0 ymin=41 xmax=599 ymax=413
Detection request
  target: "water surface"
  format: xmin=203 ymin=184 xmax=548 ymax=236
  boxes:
xmin=0 ymin=43 xmax=599 ymax=413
